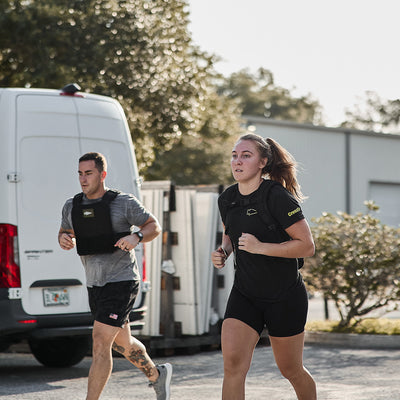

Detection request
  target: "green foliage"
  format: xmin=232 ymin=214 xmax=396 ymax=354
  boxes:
xmin=306 ymin=319 xmax=400 ymax=335
xmin=303 ymin=201 xmax=400 ymax=328
xmin=145 ymin=126 xmax=237 ymax=185
xmin=0 ymin=0 xmax=242 ymax=183
xmin=341 ymin=91 xmax=400 ymax=133
xmin=217 ymin=68 xmax=323 ymax=125
xmin=0 ymin=1 xmax=331 ymax=185
xmin=145 ymin=84 xmax=244 ymax=185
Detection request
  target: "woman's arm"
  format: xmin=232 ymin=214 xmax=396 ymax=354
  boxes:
xmin=238 ymin=219 xmax=315 ymax=258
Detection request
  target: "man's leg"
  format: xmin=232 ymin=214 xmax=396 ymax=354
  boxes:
xmin=86 ymin=320 xmax=121 ymax=400
xmin=113 ymin=322 xmax=159 ymax=381
xmin=113 ymin=323 xmax=173 ymax=399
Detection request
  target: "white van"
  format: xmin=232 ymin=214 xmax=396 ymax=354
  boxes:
xmin=0 ymin=84 xmax=148 ymax=367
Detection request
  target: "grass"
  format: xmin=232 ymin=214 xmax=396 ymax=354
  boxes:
xmin=306 ymin=318 xmax=400 ymax=335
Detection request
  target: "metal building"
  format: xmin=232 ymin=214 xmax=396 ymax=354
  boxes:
xmin=245 ymin=117 xmax=400 ymax=227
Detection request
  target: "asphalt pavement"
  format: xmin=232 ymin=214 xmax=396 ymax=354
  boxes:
xmin=1 ymin=342 xmax=400 ymax=400
xmin=1 ymin=294 xmax=400 ymax=399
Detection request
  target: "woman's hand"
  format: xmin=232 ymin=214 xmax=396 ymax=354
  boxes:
xmin=238 ymin=233 xmax=261 ymax=254
xmin=211 ymin=247 xmax=228 ymax=269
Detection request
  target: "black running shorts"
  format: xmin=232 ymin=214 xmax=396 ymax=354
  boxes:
xmin=87 ymin=280 xmax=139 ymax=327
xmin=224 ymin=281 xmax=308 ymax=337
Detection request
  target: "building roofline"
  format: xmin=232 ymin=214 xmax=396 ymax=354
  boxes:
xmin=243 ymin=115 xmax=400 ymax=140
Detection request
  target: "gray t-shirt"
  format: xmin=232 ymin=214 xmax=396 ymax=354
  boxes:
xmin=61 ymin=189 xmax=150 ymax=287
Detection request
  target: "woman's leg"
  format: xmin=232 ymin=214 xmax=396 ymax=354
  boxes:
xmin=221 ymin=318 xmax=260 ymax=400
xmin=269 ymin=332 xmax=317 ymax=400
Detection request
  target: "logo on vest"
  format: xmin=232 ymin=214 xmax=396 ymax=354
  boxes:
xmin=82 ymin=208 xmax=95 ymax=218
xmin=246 ymin=208 xmax=258 ymax=216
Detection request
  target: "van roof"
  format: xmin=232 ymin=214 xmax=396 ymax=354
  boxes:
xmin=0 ymin=87 xmax=113 ymax=103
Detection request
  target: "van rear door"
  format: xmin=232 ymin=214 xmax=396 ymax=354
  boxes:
xmin=16 ymin=92 xmax=89 ymax=316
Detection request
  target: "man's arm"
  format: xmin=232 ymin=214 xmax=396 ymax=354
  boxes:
xmin=136 ymin=215 xmax=162 ymax=243
xmin=114 ymin=215 xmax=161 ymax=252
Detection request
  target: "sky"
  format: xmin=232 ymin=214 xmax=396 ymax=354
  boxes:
xmin=187 ymin=0 xmax=400 ymax=127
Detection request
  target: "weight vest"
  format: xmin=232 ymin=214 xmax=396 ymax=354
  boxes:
xmin=71 ymin=190 xmax=131 ymax=256
xmin=219 ymin=179 xmax=304 ymax=269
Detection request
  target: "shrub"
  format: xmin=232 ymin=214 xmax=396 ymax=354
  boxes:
xmin=303 ymin=201 xmax=400 ymax=328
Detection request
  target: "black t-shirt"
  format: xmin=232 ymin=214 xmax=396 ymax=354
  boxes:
xmin=218 ymin=180 xmax=305 ymax=301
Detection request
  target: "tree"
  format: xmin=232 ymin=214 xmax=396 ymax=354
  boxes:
xmin=342 ymin=91 xmax=400 ymax=133
xmin=0 ymin=0 xmax=242 ymax=182
xmin=145 ymin=87 xmax=242 ymax=185
xmin=217 ymin=68 xmax=323 ymax=125
xmin=303 ymin=201 xmax=400 ymax=328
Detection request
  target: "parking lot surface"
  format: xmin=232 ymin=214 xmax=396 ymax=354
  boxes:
xmin=1 ymin=342 xmax=399 ymax=400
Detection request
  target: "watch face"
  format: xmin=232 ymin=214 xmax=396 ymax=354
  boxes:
xmin=136 ymin=231 xmax=143 ymax=242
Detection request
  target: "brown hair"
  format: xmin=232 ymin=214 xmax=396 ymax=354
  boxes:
xmin=237 ymin=133 xmax=305 ymax=202
xmin=79 ymin=152 xmax=107 ymax=173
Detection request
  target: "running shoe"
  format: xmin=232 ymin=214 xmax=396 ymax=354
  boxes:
xmin=149 ymin=363 xmax=173 ymax=400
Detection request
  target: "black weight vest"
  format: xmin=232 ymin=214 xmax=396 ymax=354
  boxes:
xmin=71 ymin=190 xmax=131 ymax=256
xmin=219 ymin=180 xmax=304 ymax=269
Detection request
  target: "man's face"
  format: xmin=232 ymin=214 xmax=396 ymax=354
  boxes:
xmin=78 ymin=160 xmax=106 ymax=199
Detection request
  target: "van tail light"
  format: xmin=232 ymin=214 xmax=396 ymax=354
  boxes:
xmin=142 ymin=243 xmax=147 ymax=282
xmin=0 ymin=224 xmax=21 ymax=288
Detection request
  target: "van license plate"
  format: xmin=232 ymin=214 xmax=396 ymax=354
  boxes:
xmin=43 ymin=288 xmax=70 ymax=306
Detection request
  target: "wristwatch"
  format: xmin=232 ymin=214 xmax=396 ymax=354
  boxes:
xmin=134 ymin=231 xmax=144 ymax=242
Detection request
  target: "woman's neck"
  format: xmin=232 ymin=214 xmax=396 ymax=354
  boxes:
xmin=238 ymin=177 xmax=264 ymax=195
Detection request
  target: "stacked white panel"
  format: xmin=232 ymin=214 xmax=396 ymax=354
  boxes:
xmin=140 ymin=189 xmax=164 ymax=336
xmin=170 ymin=190 xmax=198 ymax=334
xmin=192 ymin=192 xmax=219 ymax=334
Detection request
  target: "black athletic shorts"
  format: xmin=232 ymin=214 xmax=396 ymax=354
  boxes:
xmin=224 ymin=280 xmax=308 ymax=337
xmin=87 ymin=280 xmax=139 ymax=328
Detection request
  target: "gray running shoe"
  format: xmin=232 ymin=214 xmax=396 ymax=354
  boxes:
xmin=149 ymin=363 xmax=173 ymax=400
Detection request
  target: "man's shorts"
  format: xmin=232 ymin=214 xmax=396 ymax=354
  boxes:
xmin=87 ymin=280 xmax=139 ymax=327
xmin=224 ymin=281 xmax=308 ymax=337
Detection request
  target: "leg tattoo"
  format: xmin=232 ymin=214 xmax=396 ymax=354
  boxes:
xmin=112 ymin=342 xmax=125 ymax=354
xmin=128 ymin=349 xmax=155 ymax=378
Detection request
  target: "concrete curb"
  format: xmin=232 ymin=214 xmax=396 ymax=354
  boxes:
xmin=305 ymin=331 xmax=400 ymax=349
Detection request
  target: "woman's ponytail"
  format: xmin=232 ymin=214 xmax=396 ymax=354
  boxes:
xmin=264 ymin=137 xmax=305 ymax=201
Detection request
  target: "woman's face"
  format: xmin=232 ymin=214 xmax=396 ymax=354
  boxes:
xmin=231 ymin=140 xmax=267 ymax=183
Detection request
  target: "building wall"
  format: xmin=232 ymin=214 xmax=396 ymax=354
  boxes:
xmin=350 ymin=133 xmax=400 ymax=226
xmin=245 ymin=117 xmax=400 ymax=226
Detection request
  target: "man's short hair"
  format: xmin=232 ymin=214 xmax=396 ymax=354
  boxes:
xmin=79 ymin=152 xmax=107 ymax=172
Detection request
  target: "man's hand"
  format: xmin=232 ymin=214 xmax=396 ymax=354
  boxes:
xmin=115 ymin=234 xmax=139 ymax=252
xmin=59 ymin=232 xmax=76 ymax=250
